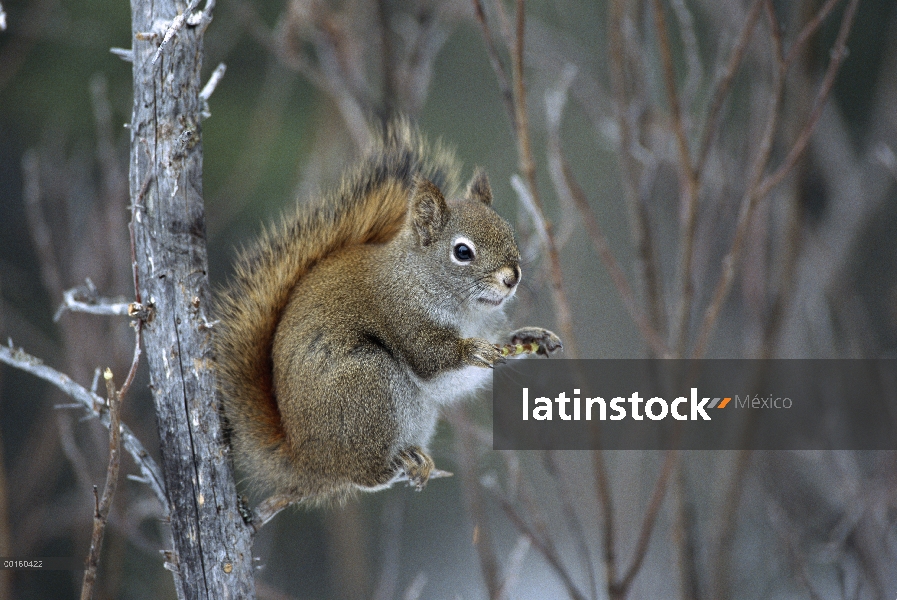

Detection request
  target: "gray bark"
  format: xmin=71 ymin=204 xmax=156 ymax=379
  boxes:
xmin=128 ymin=1 xmax=256 ymax=598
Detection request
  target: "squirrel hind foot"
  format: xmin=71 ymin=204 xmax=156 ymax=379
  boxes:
xmin=392 ymin=446 xmax=435 ymax=491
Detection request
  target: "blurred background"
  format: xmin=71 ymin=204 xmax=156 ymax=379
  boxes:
xmin=1 ymin=0 xmax=896 ymax=598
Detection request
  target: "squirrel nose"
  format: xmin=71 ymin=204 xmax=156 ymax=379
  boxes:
xmin=501 ymin=265 xmax=521 ymax=289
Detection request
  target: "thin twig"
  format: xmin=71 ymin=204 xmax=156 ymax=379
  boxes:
xmin=452 ymin=407 xmax=502 ymax=600
xmin=691 ymin=0 xmax=859 ymax=359
xmin=236 ymin=0 xmax=327 ymax=88
xmin=471 ymin=0 xmax=516 ymax=131
xmin=507 ymin=0 xmax=578 ymax=356
xmin=118 ymin=326 xmax=143 ymax=404
xmin=692 ymin=0 xmax=787 ymax=361
xmin=22 ymin=151 xmax=63 ymax=297
xmin=54 ymin=282 xmax=131 ymax=322
xmin=80 ymin=368 xmax=123 ymax=600
xmin=710 ymin=449 xmax=754 ymax=600
xmin=496 ymin=535 xmax=531 ymax=600
xmin=511 ymin=176 xmax=549 ymax=250
xmin=652 ymin=0 xmax=701 ymax=357
xmin=614 ymin=449 xmax=678 ymax=595
xmin=551 ymin=139 xmax=670 ymax=356
xmin=543 ymin=452 xmax=598 ymax=600
xmin=510 ymin=0 xmax=536 ymax=213
xmin=755 ymin=0 xmax=859 ymax=200
xmin=544 ymin=64 xmax=669 ymax=356
xmin=0 ymin=343 xmax=166 ymax=510
xmin=673 ymin=464 xmax=701 ymax=600
xmin=783 ymin=0 xmax=843 ymax=68
xmin=670 ymin=0 xmax=703 ymax=110
xmin=592 ymin=451 xmax=618 ymax=599
xmin=490 ymin=486 xmax=589 ymax=600
xmin=755 ymin=193 xmax=803 ymax=358
xmin=694 ymin=0 xmax=764 ymax=177
xmin=474 ymin=0 xmax=579 ymax=356
xmin=608 ymin=0 xmax=667 ymax=346
xmin=109 ymin=47 xmax=134 ymax=62
xmin=199 ymin=62 xmax=227 ymax=102
xmin=765 ymin=500 xmax=827 ymax=600
xmin=199 ymin=62 xmax=226 ymax=119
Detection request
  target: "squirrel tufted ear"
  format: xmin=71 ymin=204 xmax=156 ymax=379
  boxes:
xmin=466 ymin=168 xmax=493 ymax=205
xmin=410 ymin=177 xmax=449 ymax=246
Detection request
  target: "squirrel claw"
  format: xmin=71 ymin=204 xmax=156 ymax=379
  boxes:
xmin=508 ymin=327 xmax=563 ymax=356
xmin=393 ymin=446 xmax=435 ymax=491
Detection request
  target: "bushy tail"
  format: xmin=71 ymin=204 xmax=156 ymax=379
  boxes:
xmin=214 ymin=121 xmax=461 ymax=493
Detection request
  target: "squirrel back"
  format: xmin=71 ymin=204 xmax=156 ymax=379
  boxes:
xmin=215 ymin=123 xmax=461 ymax=495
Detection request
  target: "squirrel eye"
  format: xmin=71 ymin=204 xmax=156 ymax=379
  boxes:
xmin=453 ymin=243 xmax=474 ymax=262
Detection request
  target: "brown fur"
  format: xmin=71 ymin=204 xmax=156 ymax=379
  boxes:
xmin=215 ymin=121 xmax=562 ymax=501
xmin=215 ymin=123 xmax=460 ymax=497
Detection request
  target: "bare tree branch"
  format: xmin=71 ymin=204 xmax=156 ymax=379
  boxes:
xmin=80 ymin=368 xmax=123 ymax=600
xmin=692 ymin=0 xmax=860 ymax=360
xmin=652 ymin=0 xmax=700 ymax=357
xmin=128 ymin=0 xmax=256 ymax=595
xmin=608 ymin=0 xmax=668 ymax=346
xmin=0 ymin=343 xmax=166 ymax=510
xmin=614 ymin=450 xmax=678 ymax=596
xmin=54 ymin=280 xmax=131 ymax=322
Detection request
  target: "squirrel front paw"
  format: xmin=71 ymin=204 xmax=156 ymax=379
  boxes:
xmin=393 ymin=446 xmax=435 ymax=491
xmin=507 ymin=327 xmax=564 ymax=356
xmin=461 ymin=337 xmax=506 ymax=368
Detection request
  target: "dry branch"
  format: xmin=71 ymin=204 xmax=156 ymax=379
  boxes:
xmin=544 ymin=66 xmax=670 ymax=356
xmin=652 ymin=0 xmax=700 ymax=356
xmin=607 ymin=0 xmax=667 ymax=344
xmin=128 ymin=0 xmax=255 ymax=597
xmin=54 ymin=280 xmax=131 ymax=322
xmin=0 ymin=343 xmax=166 ymax=509
xmin=691 ymin=0 xmax=860 ymax=360
xmin=80 ymin=369 xmax=123 ymax=600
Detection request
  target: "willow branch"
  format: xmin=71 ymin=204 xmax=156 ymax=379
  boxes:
xmin=652 ymin=0 xmax=700 ymax=356
xmin=0 ymin=343 xmax=166 ymax=510
xmin=691 ymin=0 xmax=859 ymax=359
xmin=471 ymin=0 xmax=515 ymax=130
xmin=80 ymin=369 xmax=123 ymax=600
xmin=608 ymin=0 xmax=667 ymax=346
xmin=614 ymin=449 xmax=678 ymax=595
xmin=490 ymin=487 xmax=589 ymax=600
xmin=694 ymin=0 xmax=764 ymax=176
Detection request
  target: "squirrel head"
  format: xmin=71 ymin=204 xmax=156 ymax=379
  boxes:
xmin=402 ymin=170 xmax=521 ymax=313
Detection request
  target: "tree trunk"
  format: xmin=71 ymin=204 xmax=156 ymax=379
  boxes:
xmin=128 ymin=1 xmax=256 ymax=598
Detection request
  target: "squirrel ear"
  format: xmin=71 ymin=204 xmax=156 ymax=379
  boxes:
xmin=410 ymin=177 xmax=449 ymax=246
xmin=466 ymin=168 xmax=493 ymax=205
